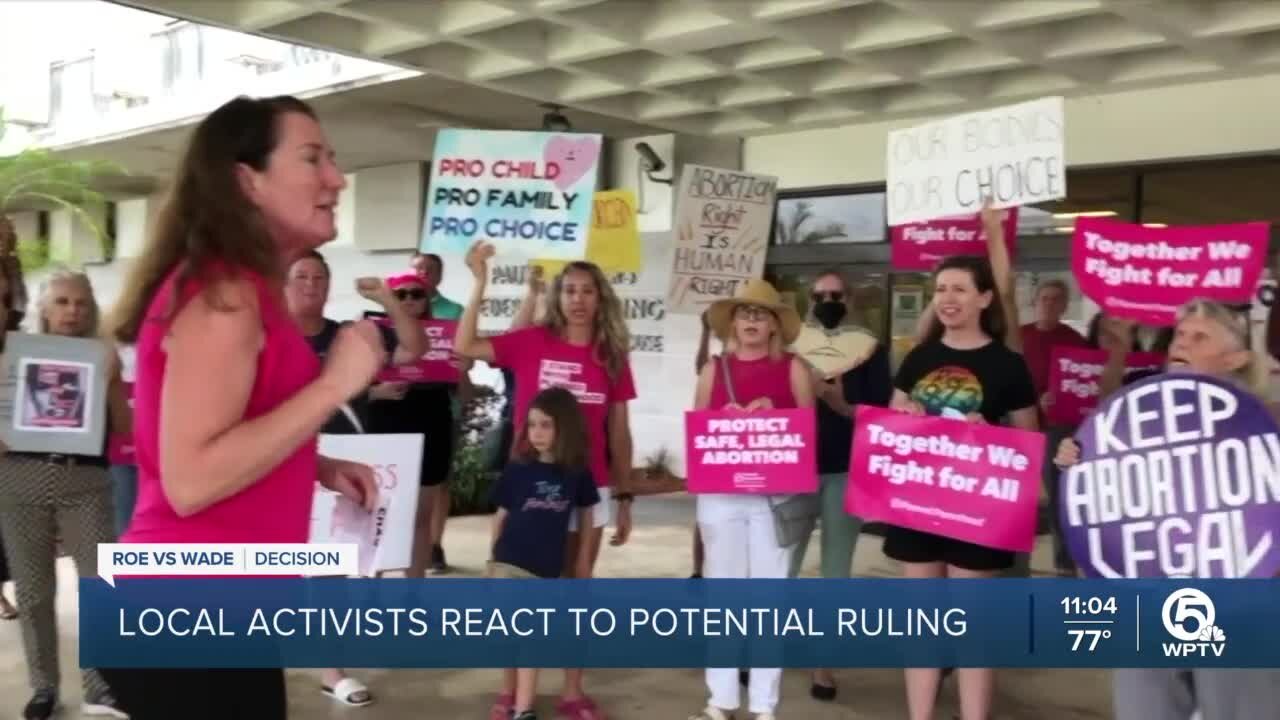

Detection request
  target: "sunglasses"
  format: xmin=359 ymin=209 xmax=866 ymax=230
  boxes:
xmin=811 ymin=291 xmax=844 ymax=303
xmin=734 ymin=305 xmax=773 ymax=321
xmin=394 ymin=289 xmax=427 ymax=301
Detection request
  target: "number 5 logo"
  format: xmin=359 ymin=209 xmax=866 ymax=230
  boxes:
xmin=1161 ymin=588 xmax=1216 ymax=642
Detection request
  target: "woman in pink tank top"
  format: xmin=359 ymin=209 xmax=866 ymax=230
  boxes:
xmin=689 ymin=279 xmax=815 ymax=720
xmin=100 ymin=96 xmax=387 ymax=720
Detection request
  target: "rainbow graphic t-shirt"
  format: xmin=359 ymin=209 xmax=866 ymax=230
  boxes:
xmin=894 ymin=340 xmax=1037 ymax=425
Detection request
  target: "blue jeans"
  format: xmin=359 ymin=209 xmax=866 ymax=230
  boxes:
xmin=109 ymin=464 xmax=138 ymax=537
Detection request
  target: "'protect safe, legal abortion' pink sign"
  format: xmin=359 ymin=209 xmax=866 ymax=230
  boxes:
xmin=890 ymin=209 xmax=1019 ymax=271
xmin=847 ymin=406 xmax=1043 ymax=553
xmin=1072 ymin=217 xmax=1269 ymax=326
xmin=685 ymin=408 xmax=817 ymax=494
xmin=375 ymin=319 xmax=462 ymax=384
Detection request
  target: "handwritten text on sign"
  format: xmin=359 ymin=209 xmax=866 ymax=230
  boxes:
xmin=536 ymin=190 xmax=642 ymax=275
xmin=886 ymin=96 xmax=1065 ymax=226
xmin=1062 ymin=374 xmax=1280 ymax=579
xmin=890 ymin=209 xmax=1019 ymax=271
xmin=685 ymin=408 xmax=817 ymax=494
xmin=421 ymin=129 xmax=601 ymax=260
xmin=1072 ymin=218 xmax=1269 ymax=326
xmin=374 ymin=319 xmax=461 ymax=384
xmin=1045 ymin=347 xmax=1165 ymax=427
xmin=847 ymin=406 xmax=1043 ymax=552
xmin=667 ymin=165 xmax=777 ymax=315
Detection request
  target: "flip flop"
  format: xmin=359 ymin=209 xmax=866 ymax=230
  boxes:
xmin=322 ymin=677 xmax=374 ymax=707
xmin=557 ymin=696 xmax=605 ymax=720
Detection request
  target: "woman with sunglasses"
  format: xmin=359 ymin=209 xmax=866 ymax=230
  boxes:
xmin=456 ymin=241 xmax=635 ymax=720
xmin=788 ymin=271 xmax=890 ymax=701
xmin=365 ymin=272 xmax=459 ymax=579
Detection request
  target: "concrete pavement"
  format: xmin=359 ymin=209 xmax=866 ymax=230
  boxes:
xmin=0 ymin=494 xmax=1112 ymax=719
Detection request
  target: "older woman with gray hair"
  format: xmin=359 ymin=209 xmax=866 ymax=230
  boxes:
xmin=1056 ymin=297 xmax=1279 ymax=720
xmin=0 ymin=268 xmax=126 ymax=720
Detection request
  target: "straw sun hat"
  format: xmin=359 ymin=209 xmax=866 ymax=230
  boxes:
xmin=706 ymin=278 xmax=803 ymax=345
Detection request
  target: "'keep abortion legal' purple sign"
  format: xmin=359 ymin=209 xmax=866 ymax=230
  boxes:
xmin=1062 ymin=373 xmax=1280 ymax=578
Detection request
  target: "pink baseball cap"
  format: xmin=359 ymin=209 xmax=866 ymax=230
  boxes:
xmin=386 ymin=272 xmax=425 ymax=290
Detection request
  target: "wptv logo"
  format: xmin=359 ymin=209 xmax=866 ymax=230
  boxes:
xmin=1161 ymin=588 xmax=1227 ymax=658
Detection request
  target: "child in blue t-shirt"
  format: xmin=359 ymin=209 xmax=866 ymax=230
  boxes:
xmin=489 ymin=386 xmax=599 ymax=720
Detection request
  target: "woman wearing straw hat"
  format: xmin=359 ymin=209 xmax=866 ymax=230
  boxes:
xmin=688 ymin=278 xmax=815 ymax=720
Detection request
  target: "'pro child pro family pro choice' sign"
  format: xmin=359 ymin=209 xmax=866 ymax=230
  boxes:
xmin=1062 ymin=374 xmax=1280 ymax=579
xmin=422 ymin=129 xmax=602 ymax=260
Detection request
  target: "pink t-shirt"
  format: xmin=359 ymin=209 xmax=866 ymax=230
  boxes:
xmin=490 ymin=326 xmax=636 ymax=488
xmin=709 ymin=353 xmax=798 ymax=410
xmin=122 ymin=268 xmax=321 ymax=544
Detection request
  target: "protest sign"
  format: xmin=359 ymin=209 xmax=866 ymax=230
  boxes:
xmin=1062 ymin=373 xmax=1280 ymax=578
xmin=310 ymin=434 xmax=424 ymax=575
xmin=847 ymin=406 xmax=1043 ymax=552
xmin=536 ymin=189 xmax=641 ymax=275
xmin=890 ymin=209 xmax=1019 ymax=271
xmin=421 ymin=129 xmax=601 ymax=261
xmin=1045 ymin=347 xmax=1165 ymax=426
xmin=0 ymin=332 xmax=109 ymax=455
xmin=1072 ymin=218 xmax=1269 ymax=326
xmin=373 ymin=318 xmax=461 ymax=384
xmin=885 ymin=96 xmax=1064 ymax=226
xmin=667 ymin=164 xmax=777 ymax=315
xmin=685 ymin=408 xmax=817 ymax=494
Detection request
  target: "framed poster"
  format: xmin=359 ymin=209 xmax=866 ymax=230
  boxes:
xmin=0 ymin=332 xmax=109 ymax=455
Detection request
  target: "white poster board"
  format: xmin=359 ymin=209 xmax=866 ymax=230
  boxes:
xmin=885 ymin=96 xmax=1065 ymax=226
xmin=0 ymin=333 xmax=110 ymax=455
xmin=666 ymin=164 xmax=777 ymax=315
xmin=309 ymin=434 xmax=424 ymax=576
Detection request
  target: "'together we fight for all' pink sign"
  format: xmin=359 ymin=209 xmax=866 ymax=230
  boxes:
xmin=685 ymin=408 xmax=817 ymax=494
xmin=1072 ymin=217 xmax=1269 ymax=326
xmin=890 ymin=209 xmax=1019 ymax=271
xmin=1045 ymin=346 xmax=1165 ymax=427
xmin=847 ymin=406 xmax=1043 ymax=553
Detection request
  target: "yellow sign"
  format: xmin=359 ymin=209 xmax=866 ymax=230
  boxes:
xmin=535 ymin=190 xmax=641 ymax=275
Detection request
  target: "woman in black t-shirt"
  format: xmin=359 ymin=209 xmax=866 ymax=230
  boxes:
xmin=888 ymin=249 xmax=1038 ymax=720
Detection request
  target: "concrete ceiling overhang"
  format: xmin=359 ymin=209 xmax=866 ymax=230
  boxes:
xmin=109 ymin=0 xmax=1280 ymax=137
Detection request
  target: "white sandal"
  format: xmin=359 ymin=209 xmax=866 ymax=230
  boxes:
xmin=689 ymin=707 xmax=734 ymax=720
xmin=322 ymin=677 xmax=374 ymax=707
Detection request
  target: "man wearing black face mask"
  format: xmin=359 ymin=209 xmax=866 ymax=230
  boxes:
xmin=788 ymin=271 xmax=891 ymax=701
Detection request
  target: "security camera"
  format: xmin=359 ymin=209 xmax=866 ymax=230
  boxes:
xmin=635 ymin=142 xmax=666 ymax=173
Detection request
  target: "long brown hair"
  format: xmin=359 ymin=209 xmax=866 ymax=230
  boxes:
xmin=110 ymin=95 xmax=318 ymax=342
xmin=517 ymin=386 xmax=589 ymax=470
xmin=542 ymin=261 xmax=630 ymax=380
xmin=923 ymin=255 xmax=1008 ymax=345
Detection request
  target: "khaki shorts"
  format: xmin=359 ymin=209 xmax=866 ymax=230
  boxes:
xmin=487 ymin=561 xmax=538 ymax=579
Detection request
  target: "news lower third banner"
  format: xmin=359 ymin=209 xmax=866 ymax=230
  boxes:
xmin=81 ymin=578 xmax=1280 ymax=669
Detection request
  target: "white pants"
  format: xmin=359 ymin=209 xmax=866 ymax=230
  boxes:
xmin=697 ymin=494 xmax=793 ymax=715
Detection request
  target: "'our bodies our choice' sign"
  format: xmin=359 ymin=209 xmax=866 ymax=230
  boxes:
xmin=885 ymin=96 xmax=1064 ymax=226
xmin=1072 ymin=217 xmax=1269 ymax=326
xmin=1046 ymin=347 xmax=1165 ymax=427
xmin=685 ymin=408 xmax=816 ymax=494
xmin=421 ymin=129 xmax=602 ymax=260
xmin=1062 ymin=374 xmax=1280 ymax=578
xmin=847 ymin=406 xmax=1043 ymax=553
xmin=890 ymin=209 xmax=1019 ymax=271
xmin=667 ymin=164 xmax=777 ymax=315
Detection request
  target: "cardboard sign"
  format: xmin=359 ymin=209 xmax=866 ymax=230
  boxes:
xmin=1045 ymin=347 xmax=1165 ymax=426
xmin=420 ymin=129 xmax=602 ymax=261
xmin=885 ymin=96 xmax=1065 ymax=226
xmin=667 ymin=164 xmax=777 ymax=315
xmin=685 ymin=408 xmax=817 ymax=494
xmin=536 ymin=189 xmax=642 ymax=274
xmin=847 ymin=406 xmax=1044 ymax=553
xmin=890 ymin=209 xmax=1019 ymax=271
xmin=0 ymin=333 xmax=109 ymax=455
xmin=374 ymin=318 xmax=461 ymax=384
xmin=309 ymin=434 xmax=424 ymax=576
xmin=792 ymin=325 xmax=878 ymax=380
xmin=1061 ymin=374 xmax=1280 ymax=578
xmin=1072 ymin=217 xmax=1269 ymax=326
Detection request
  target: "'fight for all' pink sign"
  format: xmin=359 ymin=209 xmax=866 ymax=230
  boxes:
xmin=890 ymin=209 xmax=1018 ymax=271
xmin=1072 ymin=217 xmax=1268 ymax=326
xmin=376 ymin=319 xmax=462 ymax=384
xmin=685 ymin=408 xmax=817 ymax=494
xmin=1045 ymin=346 xmax=1165 ymax=427
xmin=847 ymin=406 xmax=1043 ymax=553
